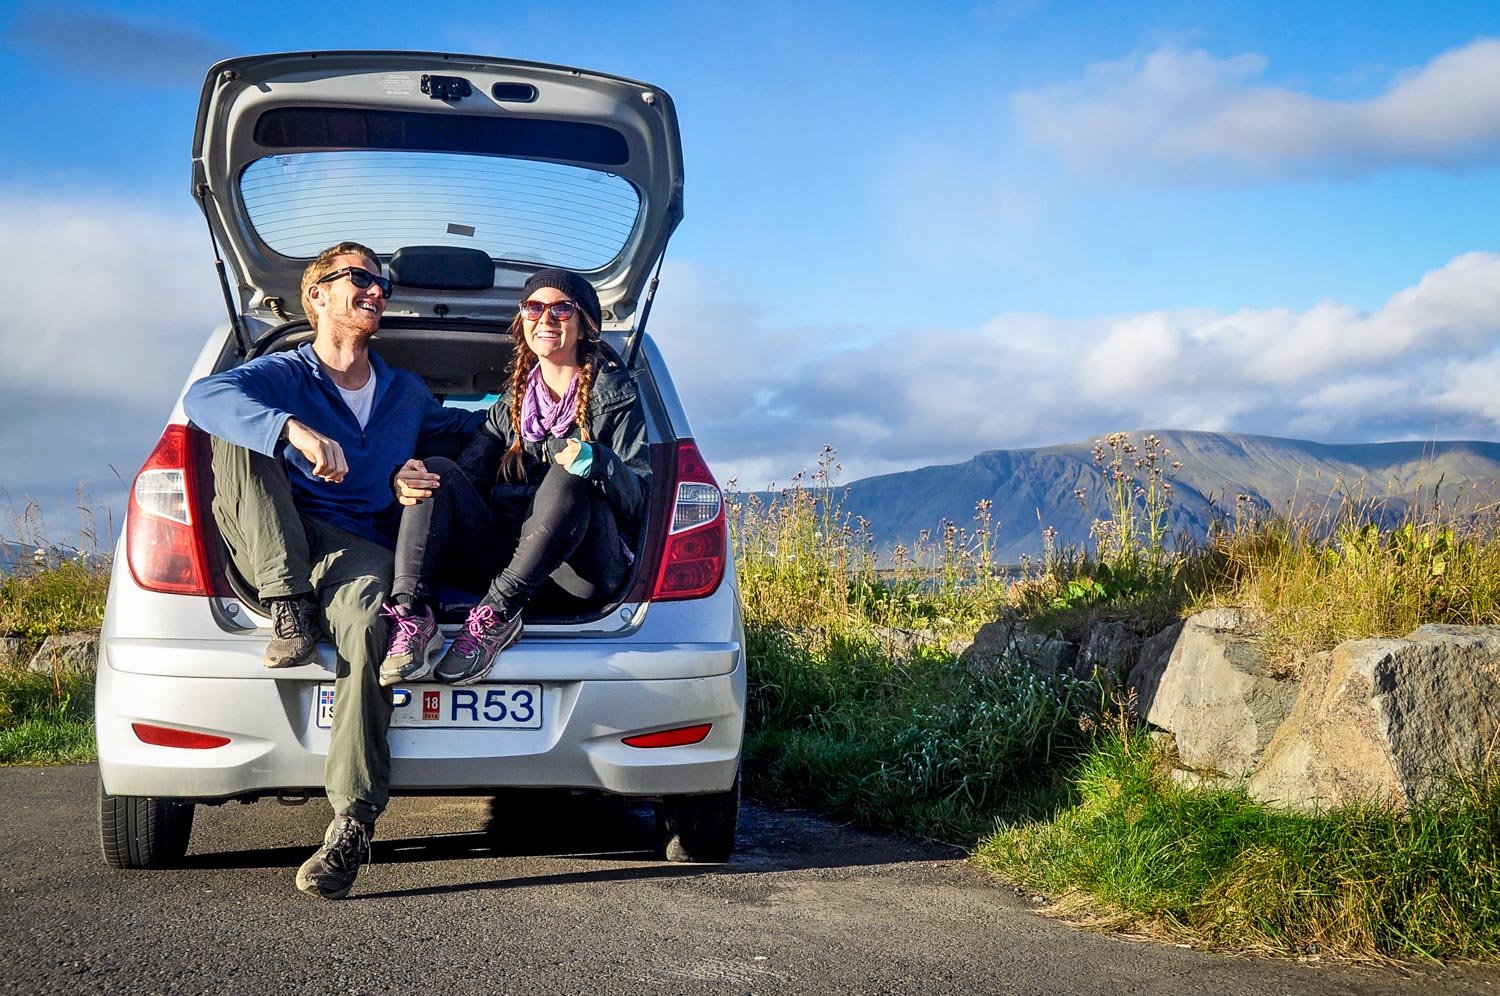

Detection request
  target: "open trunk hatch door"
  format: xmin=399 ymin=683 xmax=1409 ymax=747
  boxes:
xmin=192 ymin=51 xmax=683 ymax=328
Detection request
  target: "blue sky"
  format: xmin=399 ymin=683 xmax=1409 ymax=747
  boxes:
xmin=2 ymin=0 xmax=1500 ymax=544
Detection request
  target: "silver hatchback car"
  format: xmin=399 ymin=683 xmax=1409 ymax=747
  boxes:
xmin=95 ymin=52 xmax=744 ymax=869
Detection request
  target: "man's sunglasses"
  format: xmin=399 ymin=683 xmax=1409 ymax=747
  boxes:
xmin=317 ymin=266 xmax=394 ymax=298
xmin=519 ymin=299 xmax=577 ymax=323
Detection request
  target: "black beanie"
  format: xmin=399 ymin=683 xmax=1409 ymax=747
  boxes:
xmin=521 ymin=268 xmax=602 ymax=332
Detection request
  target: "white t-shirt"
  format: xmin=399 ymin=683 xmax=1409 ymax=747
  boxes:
xmin=337 ymin=371 xmax=377 ymax=429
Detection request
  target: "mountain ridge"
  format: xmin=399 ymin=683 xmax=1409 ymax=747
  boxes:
xmin=827 ymin=430 xmax=1500 ymax=562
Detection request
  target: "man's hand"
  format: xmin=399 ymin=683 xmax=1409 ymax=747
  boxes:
xmin=285 ymin=418 xmax=348 ymax=483
xmin=395 ymin=458 xmax=441 ymax=506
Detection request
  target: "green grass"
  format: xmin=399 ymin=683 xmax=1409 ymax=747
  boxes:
xmin=1197 ymin=511 xmax=1500 ymax=669
xmin=734 ymin=459 xmax=1098 ymax=842
xmin=737 ymin=442 xmax=1500 ymax=961
xmin=0 ymin=716 xmax=95 ymax=764
xmin=747 ymin=625 xmax=1090 ymax=841
xmin=978 ymin=731 xmax=1500 ymax=960
xmin=0 ymin=666 xmax=96 ymax=765
xmin=0 ymin=552 xmax=107 ymax=766
xmin=0 ymin=558 xmax=109 ymax=640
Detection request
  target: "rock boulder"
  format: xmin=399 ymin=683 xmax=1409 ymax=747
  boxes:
xmin=1075 ymin=620 xmax=1143 ymax=684
xmin=1138 ymin=608 xmax=1298 ymax=777
xmin=27 ymin=633 xmax=99 ymax=676
xmin=956 ymin=619 xmax=1077 ymax=677
xmin=1125 ymin=621 xmax=1183 ymax=714
xmin=1249 ymin=625 xmax=1500 ymax=809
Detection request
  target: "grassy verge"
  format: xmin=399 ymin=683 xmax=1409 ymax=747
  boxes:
xmin=0 ymin=666 xmax=95 ymax=764
xmin=748 ymin=624 xmax=1090 ymax=841
xmin=732 ymin=452 xmax=1092 ymax=840
xmin=0 ymin=552 xmax=106 ymax=765
xmin=737 ymin=441 xmax=1500 ymax=961
xmin=0 ymin=558 xmax=109 ymax=639
xmin=978 ymin=731 xmax=1500 ymax=961
xmin=1202 ymin=508 xmax=1500 ymax=670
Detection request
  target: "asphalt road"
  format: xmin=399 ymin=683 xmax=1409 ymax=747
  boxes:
xmin=1 ymin=766 xmax=1495 ymax=995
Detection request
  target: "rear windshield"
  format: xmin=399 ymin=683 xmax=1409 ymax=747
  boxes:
xmin=240 ymin=150 xmax=641 ymax=271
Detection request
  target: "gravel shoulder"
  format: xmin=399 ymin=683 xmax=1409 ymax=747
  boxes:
xmin=2 ymin=766 xmax=1494 ymax=995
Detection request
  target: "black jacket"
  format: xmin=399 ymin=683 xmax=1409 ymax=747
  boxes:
xmin=455 ymin=360 xmax=651 ymax=532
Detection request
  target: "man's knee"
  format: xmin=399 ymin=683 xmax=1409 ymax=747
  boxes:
xmin=210 ymin=436 xmax=285 ymax=488
xmin=322 ymin=572 xmax=390 ymax=628
xmin=209 ymin=438 xmax=297 ymax=528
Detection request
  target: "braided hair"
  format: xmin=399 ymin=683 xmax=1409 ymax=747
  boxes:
xmin=500 ymin=309 xmax=601 ymax=482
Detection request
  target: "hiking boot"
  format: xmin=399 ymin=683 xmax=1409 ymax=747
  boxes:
xmin=294 ymin=815 xmax=374 ymax=900
xmin=265 ymin=596 xmax=320 ymax=668
xmin=378 ymin=603 xmax=442 ymax=687
xmin=433 ymin=603 xmax=522 ymax=686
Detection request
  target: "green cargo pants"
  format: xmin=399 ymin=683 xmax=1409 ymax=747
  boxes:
xmin=210 ymin=437 xmax=392 ymax=825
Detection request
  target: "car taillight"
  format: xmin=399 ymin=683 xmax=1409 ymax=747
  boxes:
xmin=132 ymin=722 xmax=230 ymax=749
xmin=126 ymin=425 xmax=213 ymax=596
xmin=652 ymin=440 xmax=727 ymax=601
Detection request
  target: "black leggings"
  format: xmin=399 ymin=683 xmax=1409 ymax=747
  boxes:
xmin=391 ymin=456 xmax=629 ymax=616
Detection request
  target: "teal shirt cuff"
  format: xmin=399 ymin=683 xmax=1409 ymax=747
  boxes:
xmin=566 ymin=441 xmax=594 ymax=478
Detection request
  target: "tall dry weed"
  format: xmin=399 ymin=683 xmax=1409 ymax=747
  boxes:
xmin=1201 ymin=484 xmax=1500 ymax=665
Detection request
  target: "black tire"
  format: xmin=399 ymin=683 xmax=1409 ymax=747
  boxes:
xmin=658 ymin=770 xmax=739 ymax=863
xmin=98 ymin=779 xmax=194 ymax=869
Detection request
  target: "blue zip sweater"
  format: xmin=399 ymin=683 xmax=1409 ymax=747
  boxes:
xmin=184 ymin=343 xmax=484 ymax=548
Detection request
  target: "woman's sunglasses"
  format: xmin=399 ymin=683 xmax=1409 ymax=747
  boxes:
xmin=519 ymin=299 xmax=577 ymax=323
xmin=317 ymin=266 xmax=394 ymax=298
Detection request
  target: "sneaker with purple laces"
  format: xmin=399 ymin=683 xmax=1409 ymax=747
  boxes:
xmin=378 ymin=603 xmax=442 ymax=687
xmin=433 ymin=603 xmax=522 ymax=686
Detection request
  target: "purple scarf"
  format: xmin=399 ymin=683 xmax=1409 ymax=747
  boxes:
xmin=520 ymin=364 xmax=580 ymax=442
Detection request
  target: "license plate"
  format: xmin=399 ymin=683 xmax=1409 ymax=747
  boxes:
xmin=314 ymin=683 xmax=544 ymax=730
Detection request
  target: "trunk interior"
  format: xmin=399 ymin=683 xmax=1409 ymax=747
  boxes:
xmin=193 ymin=320 xmax=672 ymax=627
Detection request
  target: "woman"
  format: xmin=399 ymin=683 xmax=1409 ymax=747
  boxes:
xmin=378 ymin=267 xmax=650 ymax=686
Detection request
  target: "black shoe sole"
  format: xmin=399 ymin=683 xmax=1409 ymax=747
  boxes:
xmin=264 ymin=644 xmax=319 ymax=669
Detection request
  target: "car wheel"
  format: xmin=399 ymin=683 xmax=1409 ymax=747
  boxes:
xmin=98 ymin=778 xmax=194 ymax=869
xmin=658 ymin=770 xmax=739 ymax=863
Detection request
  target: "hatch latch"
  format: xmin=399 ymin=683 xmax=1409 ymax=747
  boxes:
xmin=421 ymin=74 xmax=472 ymax=101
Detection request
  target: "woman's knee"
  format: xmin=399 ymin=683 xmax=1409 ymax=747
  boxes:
xmin=537 ymin=460 xmax=590 ymax=503
xmin=405 ymin=456 xmax=464 ymax=519
xmin=530 ymin=467 xmax=591 ymax=532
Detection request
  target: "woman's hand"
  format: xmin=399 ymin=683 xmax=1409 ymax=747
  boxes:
xmin=395 ymin=458 xmax=441 ymax=506
xmin=553 ymin=438 xmax=583 ymax=471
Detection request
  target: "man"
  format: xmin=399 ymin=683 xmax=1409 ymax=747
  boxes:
xmin=184 ymin=241 xmax=483 ymax=899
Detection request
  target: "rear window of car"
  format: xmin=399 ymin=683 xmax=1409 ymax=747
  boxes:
xmin=240 ymin=150 xmax=641 ymax=271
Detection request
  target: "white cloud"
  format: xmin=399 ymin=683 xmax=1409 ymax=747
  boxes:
xmin=0 ymin=193 xmax=219 ymax=538
xmin=6 ymin=194 xmax=1500 ymax=532
xmin=1437 ymin=356 xmax=1500 ymax=423
xmin=0 ymin=193 xmax=219 ymax=400
xmin=1015 ymin=38 xmax=1500 ymax=180
xmin=651 ymin=253 xmax=1500 ymax=487
xmin=1079 ymin=312 xmax=1183 ymax=398
xmin=1300 ymin=375 xmax=1406 ymax=413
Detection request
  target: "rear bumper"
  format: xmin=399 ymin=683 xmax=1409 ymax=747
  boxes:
xmin=95 ymin=642 xmax=745 ymax=801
